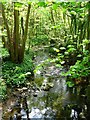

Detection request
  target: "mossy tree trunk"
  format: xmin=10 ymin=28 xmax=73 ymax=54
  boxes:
xmin=1 ymin=3 xmax=31 ymax=63
xmin=87 ymin=1 xmax=90 ymax=40
xmin=86 ymin=1 xmax=90 ymax=52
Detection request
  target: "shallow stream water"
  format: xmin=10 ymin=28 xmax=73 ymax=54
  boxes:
xmin=2 ymin=46 xmax=79 ymax=120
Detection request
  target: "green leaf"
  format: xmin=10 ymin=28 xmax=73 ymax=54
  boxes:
xmin=66 ymin=81 xmax=74 ymax=88
xmin=15 ymin=2 xmax=23 ymax=7
xmin=52 ymin=3 xmax=58 ymax=10
xmin=70 ymin=11 xmax=76 ymax=15
xmin=86 ymin=2 xmax=90 ymax=9
xmin=67 ymin=45 xmax=74 ymax=48
xmin=83 ymin=39 xmax=89 ymax=44
xmin=38 ymin=2 xmax=47 ymax=7
xmin=77 ymin=54 xmax=82 ymax=58
xmin=53 ymin=48 xmax=59 ymax=52
xmin=0 ymin=0 xmax=7 ymax=2
xmin=64 ymin=52 xmax=69 ymax=55
xmin=67 ymin=48 xmax=76 ymax=53
xmin=61 ymin=61 xmax=65 ymax=65
xmin=18 ymin=74 xmax=25 ymax=79
xmin=60 ymin=47 xmax=66 ymax=50
xmin=28 ymin=1 xmax=32 ymax=5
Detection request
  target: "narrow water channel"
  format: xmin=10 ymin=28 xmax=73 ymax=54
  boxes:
xmin=27 ymin=47 xmax=67 ymax=119
xmin=2 ymin=46 xmax=79 ymax=120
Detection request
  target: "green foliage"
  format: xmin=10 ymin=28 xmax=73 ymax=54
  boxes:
xmin=14 ymin=2 xmax=23 ymax=10
xmin=31 ymin=35 xmax=48 ymax=46
xmin=55 ymin=53 xmax=64 ymax=64
xmin=83 ymin=39 xmax=90 ymax=45
xmin=66 ymin=81 xmax=74 ymax=88
xmin=51 ymin=44 xmax=77 ymax=66
xmin=64 ymin=50 xmax=90 ymax=86
xmin=66 ymin=45 xmax=76 ymax=53
xmin=34 ymin=58 xmax=51 ymax=74
xmin=2 ymin=53 xmax=34 ymax=87
xmin=0 ymin=79 xmax=6 ymax=100
xmin=0 ymin=47 xmax=9 ymax=58
xmin=52 ymin=3 xmax=58 ymax=10
xmin=37 ymin=2 xmax=47 ymax=7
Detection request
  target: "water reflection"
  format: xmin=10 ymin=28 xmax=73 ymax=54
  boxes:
xmin=2 ymin=47 xmax=80 ymax=120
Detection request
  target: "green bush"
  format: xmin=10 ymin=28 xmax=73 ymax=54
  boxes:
xmin=0 ymin=47 xmax=9 ymax=59
xmin=0 ymin=79 xmax=6 ymax=100
xmin=2 ymin=53 xmax=34 ymax=87
xmin=64 ymin=50 xmax=90 ymax=87
xmin=31 ymin=35 xmax=48 ymax=46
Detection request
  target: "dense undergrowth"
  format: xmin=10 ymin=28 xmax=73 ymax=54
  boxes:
xmin=0 ymin=48 xmax=34 ymax=100
xmin=1 ymin=1 xmax=90 ymax=119
xmin=48 ymin=39 xmax=90 ymax=98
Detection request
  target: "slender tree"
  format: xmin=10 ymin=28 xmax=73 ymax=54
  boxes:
xmin=1 ymin=2 xmax=31 ymax=63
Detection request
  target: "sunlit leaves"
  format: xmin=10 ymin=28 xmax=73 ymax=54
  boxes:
xmin=61 ymin=61 xmax=65 ymax=65
xmin=66 ymin=81 xmax=74 ymax=87
xmin=52 ymin=3 xmax=58 ymax=10
xmin=0 ymin=79 xmax=6 ymax=99
xmin=83 ymin=39 xmax=90 ymax=45
xmin=0 ymin=48 xmax=9 ymax=58
xmin=14 ymin=2 xmax=23 ymax=10
xmin=67 ymin=45 xmax=74 ymax=48
xmin=59 ymin=47 xmax=66 ymax=50
xmin=86 ymin=1 xmax=90 ymax=9
xmin=64 ymin=51 xmax=69 ymax=55
xmin=37 ymin=2 xmax=47 ymax=7
xmin=53 ymin=47 xmax=59 ymax=52
xmin=77 ymin=54 xmax=82 ymax=58
xmin=14 ymin=2 xmax=23 ymax=7
xmin=70 ymin=10 xmax=76 ymax=15
xmin=0 ymin=0 xmax=8 ymax=2
xmin=67 ymin=47 xmax=76 ymax=53
xmin=65 ymin=51 xmax=90 ymax=82
xmin=2 ymin=53 xmax=34 ymax=86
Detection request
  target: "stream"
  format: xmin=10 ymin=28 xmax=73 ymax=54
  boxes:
xmin=2 ymin=46 xmax=82 ymax=120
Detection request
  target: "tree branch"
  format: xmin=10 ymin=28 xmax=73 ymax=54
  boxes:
xmin=1 ymin=3 xmax=11 ymax=44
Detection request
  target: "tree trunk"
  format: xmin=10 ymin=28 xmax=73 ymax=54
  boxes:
xmin=14 ymin=4 xmax=20 ymax=63
xmin=1 ymin=3 xmax=31 ymax=63
xmin=21 ymin=4 xmax=31 ymax=61
xmin=87 ymin=1 xmax=90 ymax=40
xmin=2 ymin=3 xmax=15 ymax=62
xmin=86 ymin=1 xmax=90 ymax=52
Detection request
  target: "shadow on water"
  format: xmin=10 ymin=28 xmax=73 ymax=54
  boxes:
xmin=2 ymin=46 xmax=88 ymax=120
